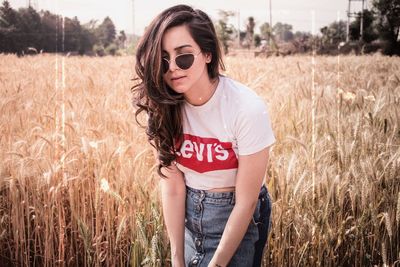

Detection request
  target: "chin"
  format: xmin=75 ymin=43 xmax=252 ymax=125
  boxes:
xmin=169 ymin=84 xmax=190 ymax=94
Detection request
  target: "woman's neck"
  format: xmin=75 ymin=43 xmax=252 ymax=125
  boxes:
xmin=184 ymin=76 xmax=219 ymax=106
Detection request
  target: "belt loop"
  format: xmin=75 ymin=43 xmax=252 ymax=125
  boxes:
xmin=199 ymin=190 xmax=205 ymax=202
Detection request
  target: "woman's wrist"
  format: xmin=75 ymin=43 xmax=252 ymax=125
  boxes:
xmin=171 ymin=249 xmax=184 ymax=260
xmin=171 ymin=254 xmax=185 ymax=267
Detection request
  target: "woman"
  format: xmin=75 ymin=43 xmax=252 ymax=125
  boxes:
xmin=131 ymin=4 xmax=275 ymax=267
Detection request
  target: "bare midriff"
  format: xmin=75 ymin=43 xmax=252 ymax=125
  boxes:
xmin=206 ymin=186 xmax=235 ymax=192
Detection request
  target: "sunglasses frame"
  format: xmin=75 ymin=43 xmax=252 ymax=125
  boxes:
xmin=162 ymin=50 xmax=202 ymax=73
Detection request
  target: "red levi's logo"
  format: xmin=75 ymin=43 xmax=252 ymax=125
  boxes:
xmin=175 ymin=133 xmax=238 ymax=173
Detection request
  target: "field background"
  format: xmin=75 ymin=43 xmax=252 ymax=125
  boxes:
xmin=0 ymin=54 xmax=399 ymax=266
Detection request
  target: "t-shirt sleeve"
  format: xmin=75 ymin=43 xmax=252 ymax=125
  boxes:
xmin=235 ymin=98 xmax=276 ymax=156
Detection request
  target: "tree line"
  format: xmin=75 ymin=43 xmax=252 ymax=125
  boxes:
xmin=0 ymin=0 xmax=127 ymax=55
xmin=1 ymin=0 xmax=399 ymax=56
xmin=216 ymin=0 xmax=399 ymax=56
xmin=318 ymin=0 xmax=399 ymax=56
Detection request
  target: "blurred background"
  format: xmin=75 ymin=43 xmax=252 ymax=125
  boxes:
xmin=1 ymin=0 xmax=399 ymax=56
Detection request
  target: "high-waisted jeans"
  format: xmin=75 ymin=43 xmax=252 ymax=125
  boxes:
xmin=184 ymin=184 xmax=272 ymax=267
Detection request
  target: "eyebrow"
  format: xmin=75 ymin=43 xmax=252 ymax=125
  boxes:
xmin=162 ymin=44 xmax=193 ymax=53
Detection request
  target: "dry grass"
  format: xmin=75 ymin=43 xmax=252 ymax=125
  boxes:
xmin=0 ymin=54 xmax=399 ymax=266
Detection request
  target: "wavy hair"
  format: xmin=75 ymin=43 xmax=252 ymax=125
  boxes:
xmin=131 ymin=4 xmax=225 ymax=178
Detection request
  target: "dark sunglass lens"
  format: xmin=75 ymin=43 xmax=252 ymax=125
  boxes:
xmin=176 ymin=54 xmax=195 ymax=70
xmin=162 ymin=58 xmax=170 ymax=73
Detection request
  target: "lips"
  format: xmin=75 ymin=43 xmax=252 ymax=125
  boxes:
xmin=171 ymin=76 xmax=185 ymax=81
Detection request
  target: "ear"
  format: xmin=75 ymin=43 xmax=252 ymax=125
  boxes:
xmin=205 ymin=52 xmax=212 ymax=63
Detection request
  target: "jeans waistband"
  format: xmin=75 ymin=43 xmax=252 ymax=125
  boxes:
xmin=186 ymin=184 xmax=269 ymax=201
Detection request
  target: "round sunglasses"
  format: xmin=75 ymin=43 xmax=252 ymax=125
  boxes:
xmin=162 ymin=51 xmax=202 ymax=74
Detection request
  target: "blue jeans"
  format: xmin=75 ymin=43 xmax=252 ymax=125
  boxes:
xmin=184 ymin=185 xmax=272 ymax=267
xmin=252 ymin=185 xmax=272 ymax=267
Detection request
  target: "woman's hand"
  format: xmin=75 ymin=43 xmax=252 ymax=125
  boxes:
xmin=209 ymin=146 xmax=271 ymax=265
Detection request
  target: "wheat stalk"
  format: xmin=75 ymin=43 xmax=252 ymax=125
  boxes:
xmin=1 ymin=54 xmax=399 ymax=266
xmin=383 ymin=212 xmax=392 ymax=242
xmin=382 ymin=242 xmax=388 ymax=267
xmin=396 ymin=193 xmax=400 ymax=226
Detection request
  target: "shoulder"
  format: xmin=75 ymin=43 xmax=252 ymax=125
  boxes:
xmin=221 ymin=75 xmax=268 ymax=114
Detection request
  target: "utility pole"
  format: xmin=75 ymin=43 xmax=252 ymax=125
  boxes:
xmin=237 ymin=10 xmax=240 ymax=47
xmin=269 ymin=0 xmax=272 ymax=28
xmin=346 ymin=0 xmax=351 ymax=42
xmin=360 ymin=0 xmax=365 ymax=41
xmin=269 ymin=0 xmax=273 ymax=46
xmin=131 ymin=0 xmax=135 ymax=36
xmin=27 ymin=0 xmax=38 ymax=9
xmin=346 ymin=0 xmax=365 ymax=42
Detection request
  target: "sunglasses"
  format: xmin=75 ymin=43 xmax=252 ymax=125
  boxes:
xmin=162 ymin=51 xmax=202 ymax=74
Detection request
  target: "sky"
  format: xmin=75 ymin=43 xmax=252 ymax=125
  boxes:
xmin=9 ymin=0 xmax=369 ymax=35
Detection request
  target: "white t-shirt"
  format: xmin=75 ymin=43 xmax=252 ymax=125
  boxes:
xmin=174 ymin=75 xmax=276 ymax=190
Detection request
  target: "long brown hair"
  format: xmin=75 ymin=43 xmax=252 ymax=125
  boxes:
xmin=131 ymin=4 xmax=225 ymax=178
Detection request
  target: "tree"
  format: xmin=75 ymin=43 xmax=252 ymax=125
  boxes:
xmin=63 ymin=16 xmax=81 ymax=52
xmin=349 ymin=9 xmax=378 ymax=42
xmin=372 ymin=0 xmax=400 ymax=55
xmin=273 ymin=22 xmax=294 ymax=42
xmin=260 ymin=22 xmax=272 ymax=43
xmin=254 ymin=34 xmax=261 ymax=47
xmin=39 ymin=10 xmax=58 ymax=52
xmin=105 ymin=43 xmax=117 ymax=55
xmin=79 ymin=26 xmax=95 ymax=54
xmin=320 ymin=20 xmax=347 ymax=45
xmin=0 ymin=0 xmax=22 ymax=53
xmin=81 ymin=19 xmax=97 ymax=54
xmin=0 ymin=1 xmax=114 ymax=55
xmin=245 ymin=16 xmax=255 ymax=48
xmin=293 ymin=31 xmax=312 ymax=53
xmin=294 ymin=31 xmax=311 ymax=41
xmin=215 ymin=10 xmax=235 ymax=54
xmin=93 ymin=43 xmax=105 ymax=56
xmin=96 ymin=16 xmax=116 ymax=47
xmin=118 ymin=30 xmax=127 ymax=49
xmin=17 ymin=6 xmax=41 ymax=51
xmin=40 ymin=12 xmax=95 ymax=54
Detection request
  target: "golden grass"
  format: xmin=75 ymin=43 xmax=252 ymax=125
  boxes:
xmin=0 ymin=54 xmax=399 ymax=266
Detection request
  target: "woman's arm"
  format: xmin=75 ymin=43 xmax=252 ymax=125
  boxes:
xmin=154 ymin=148 xmax=186 ymax=267
xmin=208 ymin=146 xmax=271 ymax=267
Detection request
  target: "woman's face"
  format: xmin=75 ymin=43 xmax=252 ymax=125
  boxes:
xmin=161 ymin=25 xmax=211 ymax=94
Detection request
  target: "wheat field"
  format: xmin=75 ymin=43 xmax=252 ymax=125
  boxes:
xmin=0 ymin=54 xmax=399 ymax=266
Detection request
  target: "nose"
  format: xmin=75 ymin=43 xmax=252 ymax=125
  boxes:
xmin=167 ymin=58 xmax=179 ymax=72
